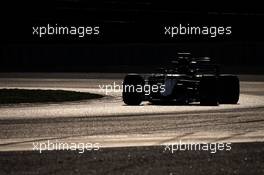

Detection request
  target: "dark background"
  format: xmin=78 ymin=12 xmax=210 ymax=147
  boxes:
xmin=1 ymin=1 xmax=264 ymax=73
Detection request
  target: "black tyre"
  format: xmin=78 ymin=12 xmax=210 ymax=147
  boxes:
xmin=122 ymin=74 xmax=145 ymax=105
xmin=218 ymin=75 xmax=240 ymax=104
xmin=200 ymin=76 xmax=218 ymax=106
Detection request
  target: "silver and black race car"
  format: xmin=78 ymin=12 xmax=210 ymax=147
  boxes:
xmin=122 ymin=53 xmax=239 ymax=106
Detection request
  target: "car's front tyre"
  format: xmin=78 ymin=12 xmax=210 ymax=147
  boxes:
xmin=122 ymin=74 xmax=145 ymax=105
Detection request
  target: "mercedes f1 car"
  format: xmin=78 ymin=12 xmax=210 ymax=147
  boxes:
xmin=122 ymin=53 xmax=239 ymax=106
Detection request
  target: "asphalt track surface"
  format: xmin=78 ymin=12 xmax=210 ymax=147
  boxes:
xmin=0 ymin=73 xmax=263 ymax=174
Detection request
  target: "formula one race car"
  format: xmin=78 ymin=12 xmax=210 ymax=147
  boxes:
xmin=122 ymin=53 xmax=239 ymax=106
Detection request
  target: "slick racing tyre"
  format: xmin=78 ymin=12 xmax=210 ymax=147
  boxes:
xmin=200 ymin=75 xmax=218 ymax=106
xmin=218 ymin=75 xmax=240 ymax=104
xmin=122 ymin=74 xmax=145 ymax=105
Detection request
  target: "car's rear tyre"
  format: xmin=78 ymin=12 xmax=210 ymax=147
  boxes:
xmin=218 ymin=75 xmax=240 ymax=104
xmin=200 ymin=76 xmax=218 ymax=106
xmin=122 ymin=74 xmax=144 ymax=105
